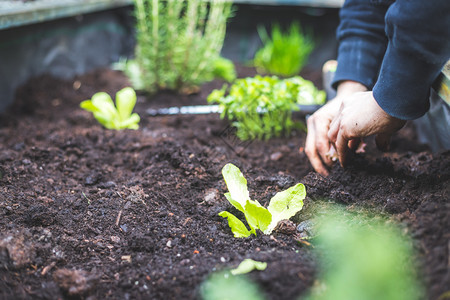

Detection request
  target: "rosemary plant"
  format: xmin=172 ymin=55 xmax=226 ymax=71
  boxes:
xmin=134 ymin=0 xmax=233 ymax=94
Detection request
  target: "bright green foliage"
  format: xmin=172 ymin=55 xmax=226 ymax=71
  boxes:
xmin=254 ymin=22 xmax=314 ymax=77
xmin=218 ymin=211 xmax=252 ymax=238
xmin=113 ymin=59 xmax=145 ymax=91
xmin=200 ymin=271 xmax=266 ymax=300
xmin=231 ymin=259 xmax=267 ymax=275
xmin=307 ymin=210 xmax=424 ymax=300
xmin=207 ymin=75 xmax=326 ymax=140
xmin=218 ymin=163 xmax=305 ymax=237
xmin=80 ymin=87 xmax=140 ymax=130
xmin=213 ymin=56 xmax=237 ymax=83
xmin=133 ymin=0 xmax=233 ymax=94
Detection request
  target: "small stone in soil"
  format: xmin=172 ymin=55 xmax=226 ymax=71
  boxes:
xmin=120 ymin=224 xmax=128 ymax=232
xmin=270 ymin=152 xmax=283 ymax=161
xmin=98 ymin=181 xmax=116 ymax=188
xmin=297 ymin=220 xmax=315 ymax=237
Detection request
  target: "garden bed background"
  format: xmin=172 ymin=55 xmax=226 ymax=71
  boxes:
xmin=0 ymin=2 xmax=449 ymax=300
xmin=0 ymin=65 xmax=449 ymax=299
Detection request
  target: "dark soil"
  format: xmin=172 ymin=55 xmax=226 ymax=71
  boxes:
xmin=0 ymin=66 xmax=448 ymax=300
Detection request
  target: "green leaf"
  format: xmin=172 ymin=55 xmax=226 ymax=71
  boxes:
xmin=224 ymin=193 xmax=244 ymax=213
xmin=265 ymin=183 xmax=306 ymax=234
xmin=80 ymin=100 xmax=100 ymax=113
xmin=230 ymin=259 xmax=267 ymax=275
xmin=91 ymin=92 xmax=119 ymax=120
xmin=116 ymin=87 xmax=137 ymax=122
xmin=244 ymin=200 xmax=272 ymax=233
xmin=219 ymin=211 xmax=252 ymax=238
xmin=221 ymin=163 xmax=250 ymax=209
xmin=80 ymin=88 xmax=140 ymax=130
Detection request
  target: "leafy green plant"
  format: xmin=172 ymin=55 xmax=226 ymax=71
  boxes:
xmin=80 ymin=87 xmax=140 ymax=130
xmin=253 ymin=22 xmax=314 ymax=77
xmin=212 ymin=56 xmax=237 ymax=83
xmin=218 ymin=163 xmax=305 ymax=238
xmin=207 ymin=75 xmax=326 ymax=140
xmin=133 ymin=0 xmax=234 ymax=94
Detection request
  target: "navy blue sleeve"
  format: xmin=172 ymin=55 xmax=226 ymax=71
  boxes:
xmin=372 ymin=0 xmax=450 ymax=120
xmin=332 ymin=0 xmax=391 ymax=90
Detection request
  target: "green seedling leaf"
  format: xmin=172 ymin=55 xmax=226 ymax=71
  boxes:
xmin=266 ymin=183 xmax=306 ymax=234
xmin=218 ymin=163 xmax=306 ymax=238
xmin=219 ymin=211 xmax=253 ymax=238
xmin=116 ymin=87 xmax=137 ymax=122
xmin=244 ymin=200 xmax=272 ymax=233
xmin=224 ymin=193 xmax=244 ymax=213
xmin=231 ymin=259 xmax=267 ymax=275
xmin=222 ymin=163 xmax=250 ymax=210
xmin=80 ymin=87 xmax=140 ymax=130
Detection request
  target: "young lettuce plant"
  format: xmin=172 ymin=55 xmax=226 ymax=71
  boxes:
xmin=219 ymin=163 xmax=306 ymax=238
xmin=80 ymin=87 xmax=140 ymax=130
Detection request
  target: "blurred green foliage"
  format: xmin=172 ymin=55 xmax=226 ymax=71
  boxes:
xmin=254 ymin=22 xmax=314 ymax=77
xmin=200 ymin=271 xmax=266 ymax=300
xmin=306 ymin=208 xmax=424 ymax=300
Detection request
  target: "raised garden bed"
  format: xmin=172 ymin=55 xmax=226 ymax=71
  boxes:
xmin=0 ymin=66 xmax=449 ymax=299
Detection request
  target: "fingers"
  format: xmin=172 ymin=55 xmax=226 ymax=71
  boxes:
xmin=335 ymin=130 xmax=349 ymax=167
xmin=348 ymin=138 xmax=361 ymax=151
xmin=327 ymin=112 xmax=341 ymax=145
xmin=305 ymin=117 xmax=329 ymax=176
xmin=375 ymin=133 xmax=392 ymax=151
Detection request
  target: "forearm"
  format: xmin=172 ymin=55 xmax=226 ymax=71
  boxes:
xmin=373 ymin=0 xmax=450 ymax=120
xmin=332 ymin=0 xmax=390 ymax=90
xmin=336 ymin=81 xmax=368 ymax=97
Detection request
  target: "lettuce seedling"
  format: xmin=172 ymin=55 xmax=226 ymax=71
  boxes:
xmin=219 ymin=163 xmax=306 ymax=238
xmin=231 ymin=259 xmax=267 ymax=275
xmin=80 ymin=87 xmax=140 ymax=130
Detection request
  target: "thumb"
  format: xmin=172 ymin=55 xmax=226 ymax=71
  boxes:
xmin=375 ymin=133 xmax=392 ymax=151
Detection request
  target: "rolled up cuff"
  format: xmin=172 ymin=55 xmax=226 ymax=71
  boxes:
xmin=332 ymin=37 xmax=387 ymax=90
xmin=372 ymin=44 xmax=443 ymax=120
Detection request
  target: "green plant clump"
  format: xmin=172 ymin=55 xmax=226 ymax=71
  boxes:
xmin=133 ymin=0 xmax=234 ymax=94
xmin=207 ymin=75 xmax=326 ymax=140
xmin=254 ymin=22 xmax=314 ymax=77
xmin=218 ymin=163 xmax=306 ymax=238
xmin=80 ymin=87 xmax=140 ymax=130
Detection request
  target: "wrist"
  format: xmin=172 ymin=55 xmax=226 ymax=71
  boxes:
xmin=336 ymin=81 xmax=368 ymax=97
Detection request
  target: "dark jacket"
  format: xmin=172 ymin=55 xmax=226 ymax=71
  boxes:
xmin=332 ymin=0 xmax=450 ymax=120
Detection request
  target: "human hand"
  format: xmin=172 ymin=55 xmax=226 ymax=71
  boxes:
xmin=328 ymin=91 xmax=406 ymax=168
xmin=304 ymin=81 xmax=367 ymax=176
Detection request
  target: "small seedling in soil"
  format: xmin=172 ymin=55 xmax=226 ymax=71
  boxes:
xmin=208 ymin=75 xmax=325 ymax=140
xmin=219 ymin=163 xmax=306 ymax=238
xmin=230 ymin=258 xmax=267 ymax=275
xmin=80 ymin=87 xmax=140 ymax=130
xmin=253 ymin=22 xmax=314 ymax=77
